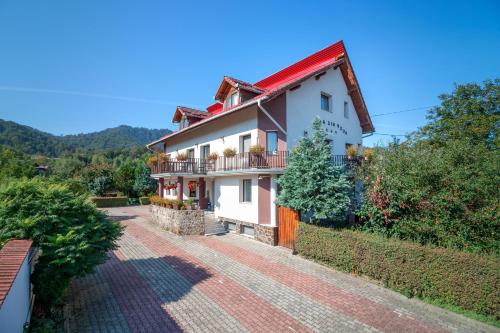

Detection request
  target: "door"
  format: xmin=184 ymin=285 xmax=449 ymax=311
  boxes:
xmin=187 ymin=148 xmax=195 ymax=172
xmin=200 ymin=145 xmax=210 ymax=172
xmin=241 ymin=134 xmax=251 ymax=169
xmin=278 ymin=206 xmax=300 ymax=249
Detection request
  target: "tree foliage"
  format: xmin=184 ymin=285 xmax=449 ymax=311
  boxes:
xmin=277 ymin=118 xmax=352 ymax=222
xmin=357 ymin=79 xmax=500 ymax=253
xmin=418 ymin=79 xmax=499 ymax=149
xmin=0 ymin=179 xmax=123 ymax=311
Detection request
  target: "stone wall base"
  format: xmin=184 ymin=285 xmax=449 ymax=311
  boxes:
xmin=150 ymin=205 xmax=204 ymax=235
xmin=220 ymin=217 xmax=278 ymax=246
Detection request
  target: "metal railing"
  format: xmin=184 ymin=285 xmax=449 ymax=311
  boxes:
xmin=150 ymin=151 xmax=352 ymax=175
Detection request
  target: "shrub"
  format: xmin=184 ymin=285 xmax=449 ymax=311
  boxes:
xmin=139 ymin=197 xmax=150 ymax=205
xmin=346 ymin=145 xmax=358 ymax=158
xmin=223 ymin=148 xmax=237 ymax=158
xmin=356 ymin=141 xmax=500 ymax=254
xmin=295 ymin=223 xmax=500 ymax=318
xmin=0 ymin=179 xmax=123 ymax=313
xmin=133 ymin=163 xmax=157 ymax=196
xmin=90 ymin=196 xmax=128 ymax=207
xmin=207 ymin=152 xmax=219 ymax=161
xmin=176 ymin=152 xmax=189 ymax=161
xmin=249 ymin=145 xmax=265 ymax=154
xmin=150 ymin=195 xmax=186 ymax=210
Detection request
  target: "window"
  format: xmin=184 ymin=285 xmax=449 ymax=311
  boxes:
xmin=201 ymin=145 xmax=210 ymax=159
xmin=242 ymin=179 xmax=252 ymax=202
xmin=241 ymin=134 xmax=251 ymax=153
xmin=187 ymin=149 xmax=195 ymax=159
xmin=321 ymin=93 xmax=331 ymax=112
xmin=227 ymin=222 xmax=237 ymax=232
xmin=226 ymin=92 xmax=239 ymax=109
xmin=266 ymin=131 xmax=278 ymax=153
xmin=344 ymin=101 xmax=349 ymax=118
xmin=241 ymin=225 xmax=255 ymax=236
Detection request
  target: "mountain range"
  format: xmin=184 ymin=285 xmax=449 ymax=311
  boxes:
xmin=0 ymin=119 xmax=171 ymax=156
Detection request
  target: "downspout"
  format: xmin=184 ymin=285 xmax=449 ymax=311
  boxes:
xmin=257 ymin=98 xmax=287 ymax=135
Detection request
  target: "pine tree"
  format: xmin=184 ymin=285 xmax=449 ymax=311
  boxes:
xmin=277 ymin=117 xmax=352 ymax=223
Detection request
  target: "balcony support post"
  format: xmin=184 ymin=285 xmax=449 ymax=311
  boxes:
xmin=198 ymin=177 xmax=207 ymax=209
xmin=158 ymin=178 xmax=164 ymax=198
xmin=176 ymin=176 xmax=184 ymax=201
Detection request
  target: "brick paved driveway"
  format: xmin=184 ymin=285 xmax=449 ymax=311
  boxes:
xmin=65 ymin=206 xmax=497 ymax=333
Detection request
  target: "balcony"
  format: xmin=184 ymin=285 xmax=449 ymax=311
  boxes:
xmin=149 ymin=151 xmax=289 ymax=175
xmin=149 ymin=151 xmax=351 ymax=176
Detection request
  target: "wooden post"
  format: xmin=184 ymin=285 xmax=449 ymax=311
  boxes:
xmin=158 ymin=178 xmax=164 ymax=198
xmin=176 ymin=176 xmax=184 ymax=201
xmin=198 ymin=177 xmax=207 ymax=209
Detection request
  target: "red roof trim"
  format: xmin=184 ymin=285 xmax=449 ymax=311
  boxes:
xmin=254 ymin=41 xmax=345 ymax=90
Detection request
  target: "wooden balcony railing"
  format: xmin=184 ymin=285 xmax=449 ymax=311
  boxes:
xmin=149 ymin=151 xmax=351 ymax=175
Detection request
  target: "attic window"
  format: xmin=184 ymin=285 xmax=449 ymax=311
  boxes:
xmin=226 ymin=92 xmax=239 ymax=109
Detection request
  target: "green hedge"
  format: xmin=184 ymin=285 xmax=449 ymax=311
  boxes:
xmin=90 ymin=196 xmax=128 ymax=208
xmin=139 ymin=197 xmax=150 ymax=205
xmin=295 ymin=223 xmax=500 ymax=319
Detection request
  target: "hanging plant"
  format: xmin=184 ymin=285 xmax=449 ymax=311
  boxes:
xmin=362 ymin=148 xmax=374 ymax=161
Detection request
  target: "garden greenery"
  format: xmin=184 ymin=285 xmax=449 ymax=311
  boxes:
xmin=0 ymin=179 xmax=123 ymax=313
xmin=356 ymin=79 xmax=500 ymax=254
xmin=277 ymin=117 xmax=352 ymax=223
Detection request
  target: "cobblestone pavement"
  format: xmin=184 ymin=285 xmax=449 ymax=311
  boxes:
xmin=65 ymin=206 xmax=498 ymax=333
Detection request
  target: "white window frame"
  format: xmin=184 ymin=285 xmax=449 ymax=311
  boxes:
xmin=240 ymin=134 xmax=251 ymax=153
xmin=344 ymin=101 xmax=349 ymax=119
xmin=266 ymin=131 xmax=278 ymax=154
xmin=241 ymin=179 xmax=252 ymax=203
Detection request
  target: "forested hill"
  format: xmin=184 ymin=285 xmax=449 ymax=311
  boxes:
xmin=0 ymin=119 xmax=171 ymax=156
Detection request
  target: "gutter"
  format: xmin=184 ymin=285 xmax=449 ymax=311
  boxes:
xmin=257 ymin=99 xmax=287 ymax=135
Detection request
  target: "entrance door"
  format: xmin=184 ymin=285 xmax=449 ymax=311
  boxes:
xmin=278 ymin=206 xmax=300 ymax=249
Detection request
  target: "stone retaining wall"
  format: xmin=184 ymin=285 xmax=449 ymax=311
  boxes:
xmin=221 ymin=217 xmax=278 ymax=246
xmin=149 ymin=205 xmax=205 ymax=235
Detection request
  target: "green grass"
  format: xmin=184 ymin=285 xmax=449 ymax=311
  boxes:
xmin=421 ymin=297 xmax=500 ymax=328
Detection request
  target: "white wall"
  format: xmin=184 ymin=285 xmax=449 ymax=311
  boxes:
xmin=165 ymin=108 xmax=259 ymax=159
xmin=0 ymin=255 xmax=31 ymax=333
xmin=214 ymin=175 xmax=259 ymax=224
xmin=286 ymin=68 xmax=363 ymax=155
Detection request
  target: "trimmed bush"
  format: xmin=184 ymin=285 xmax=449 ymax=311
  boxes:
xmin=296 ymin=223 xmax=500 ymax=319
xmin=0 ymin=179 xmax=122 ymax=312
xmin=139 ymin=197 xmax=150 ymax=205
xmin=90 ymin=196 xmax=128 ymax=207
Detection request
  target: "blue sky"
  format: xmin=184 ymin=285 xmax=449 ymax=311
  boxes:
xmin=0 ymin=0 xmax=499 ymax=147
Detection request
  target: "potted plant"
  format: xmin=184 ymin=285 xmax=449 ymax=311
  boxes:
xmin=362 ymin=148 xmax=374 ymax=162
xmin=185 ymin=198 xmax=194 ymax=210
xmin=176 ymin=152 xmax=189 ymax=161
xmin=146 ymin=155 xmax=158 ymax=168
xmin=207 ymin=152 xmax=219 ymax=161
xmin=346 ymin=145 xmax=358 ymax=160
xmin=223 ymin=148 xmax=237 ymax=158
xmin=249 ymin=144 xmax=265 ymax=155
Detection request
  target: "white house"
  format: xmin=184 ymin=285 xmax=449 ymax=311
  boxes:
xmin=147 ymin=41 xmax=374 ymax=244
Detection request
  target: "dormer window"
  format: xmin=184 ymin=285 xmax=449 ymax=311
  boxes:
xmin=179 ymin=116 xmax=189 ymax=129
xmin=225 ymin=92 xmax=239 ymax=109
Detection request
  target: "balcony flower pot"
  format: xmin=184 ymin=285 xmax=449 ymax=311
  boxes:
xmin=176 ymin=152 xmax=189 ymax=161
xmin=223 ymin=148 xmax=236 ymax=158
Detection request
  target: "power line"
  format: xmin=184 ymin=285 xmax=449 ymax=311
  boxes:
xmin=371 ymin=105 xmax=436 ymax=117
xmin=372 ymin=133 xmax=407 ymax=137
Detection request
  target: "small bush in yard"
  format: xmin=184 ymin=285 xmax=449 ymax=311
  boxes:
xmin=295 ymin=223 xmax=500 ymax=319
xmin=90 ymin=196 xmax=128 ymax=207
xmin=0 ymin=179 xmax=123 ymax=314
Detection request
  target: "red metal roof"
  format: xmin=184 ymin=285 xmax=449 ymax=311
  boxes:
xmin=0 ymin=239 xmax=33 ymax=308
xmin=147 ymin=40 xmax=372 ymax=147
xmin=254 ymin=41 xmax=345 ymax=91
